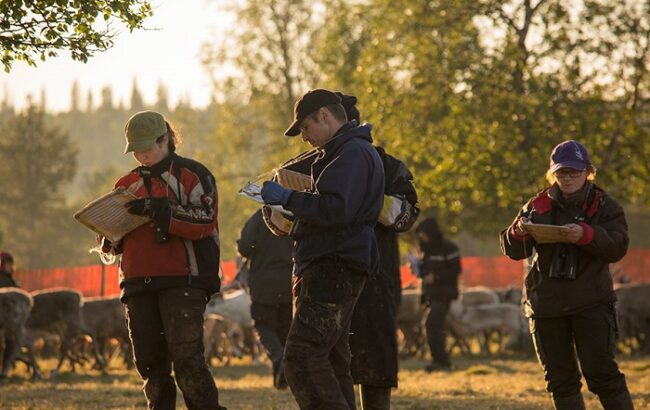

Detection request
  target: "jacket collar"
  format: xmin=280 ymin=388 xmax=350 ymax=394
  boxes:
xmin=138 ymin=153 xmax=176 ymax=178
xmin=531 ymin=182 xmax=601 ymax=218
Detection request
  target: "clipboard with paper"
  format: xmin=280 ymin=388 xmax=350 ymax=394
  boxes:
xmin=74 ymin=187 xmax=151 ymax=242
xmin=523 ymin=222 xmax=570 ymax=244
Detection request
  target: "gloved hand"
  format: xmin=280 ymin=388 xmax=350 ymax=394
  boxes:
xmin=126 ymin=197 xmax=169 ymax=217
xmin=261 ymin=181 xmax=293 ymax=206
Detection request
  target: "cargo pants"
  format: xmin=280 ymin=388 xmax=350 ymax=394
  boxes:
xmin=529 ymin=302 xmax=630 ymax=402
xmin=283 ymin=260 xmax=366 ymax=410
xmin=125 ymin=287 xmax=226 ymax=410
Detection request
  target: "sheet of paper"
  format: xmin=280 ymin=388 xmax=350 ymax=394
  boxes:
xmin=238 ymin=181 xmax=294 ymax=216
xmin=74 ymin=187 xmax=151 ymax=242
xmin=523 ymin=223 xmax=570 ymax=244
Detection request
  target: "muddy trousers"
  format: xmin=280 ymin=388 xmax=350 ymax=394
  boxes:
xmin=283 ymin=261 xmax=366 ymax=410
xmin=530 ymin=303 xmax=634 ymax=409
xmin=125 ymin=287 xmax=225 ymax=410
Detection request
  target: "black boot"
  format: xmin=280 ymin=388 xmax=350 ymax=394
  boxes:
xmin=272 ymin=358 xmax=288 ymax=390
xmin=359 ymin=384 xmax=391 ymax=410
xmin=598 ymin=388 xmax=635 ymax=410
xmin=552 ymin=393 xmax=586 ymax=410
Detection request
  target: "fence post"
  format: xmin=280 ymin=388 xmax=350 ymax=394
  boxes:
xmin=100 ymin=263 xmax=106 ymax=297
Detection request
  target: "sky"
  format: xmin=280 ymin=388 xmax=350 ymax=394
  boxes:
xmin=0 ymin=0 xmax=236 ymax=112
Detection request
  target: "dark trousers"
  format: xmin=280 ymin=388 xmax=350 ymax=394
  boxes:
xmin=425 ymin=298 xmax=452 ymax=366
xmin=283 ymin=260 xmax=366 ymax=410
xmin=125 ymin=287 xmax=224 ymax=410
xmin=530 ymin=303 xmax=629 ymax=401
xmin=250 ymin=301 xmax=292 ymax=382
xmin=350 ymin=269 xmax=399 ymax=388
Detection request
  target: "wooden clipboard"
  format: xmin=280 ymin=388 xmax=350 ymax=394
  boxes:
xmin=74 ymin=187 xmax=150 ymax=242
xmin=523 ymin=223 xmax=570 ymax=244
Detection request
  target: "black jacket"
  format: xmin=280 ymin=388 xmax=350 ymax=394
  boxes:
xmin=350 ymin=148 xmax=419 ymax=387
xmin=237 ymin=210 xmax=293 ymax=304
xmin=500 ymin=183 xmax=628 ymax=318
xmin=286 ymin=122 xmax=385 ymax=275
xmin=0 ymin=270 xmax=18 ymax=288
xmin=417 ymin=218 xmax=461 ymax=301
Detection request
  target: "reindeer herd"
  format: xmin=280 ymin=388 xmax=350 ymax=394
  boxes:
xmin=0 ymin=281 xmax=648 ymax=380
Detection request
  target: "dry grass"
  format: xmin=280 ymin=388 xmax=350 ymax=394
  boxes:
xmin=1 ymin=355 xmax=648 ymax=409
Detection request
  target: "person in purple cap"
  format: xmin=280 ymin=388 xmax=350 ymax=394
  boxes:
xmin=499 ymin=140 xmax=634 ymax=410
xmin=260 ymin=89 xmax=385 ymax=409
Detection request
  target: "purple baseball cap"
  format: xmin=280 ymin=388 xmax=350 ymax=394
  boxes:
xmin=549 ymin=140 xmax=591 ymax=173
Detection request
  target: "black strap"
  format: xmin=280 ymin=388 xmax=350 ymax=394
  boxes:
xmin=139 ymin=167 xmax=153 ymax=198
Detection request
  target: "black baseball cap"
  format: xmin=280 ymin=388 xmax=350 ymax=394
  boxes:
xmin=285 ymin=89 xmax=342 ymax=136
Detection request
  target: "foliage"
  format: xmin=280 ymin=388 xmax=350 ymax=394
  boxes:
xmin=4 ymin=0 xmax=650 ymax=268
xmin=0 ymin=0 xmax=153 ymax=72
xmin=0 ymin=106 xmax=78 ymax=268
xmin=309 ymin=0 xmax=650 ymax=235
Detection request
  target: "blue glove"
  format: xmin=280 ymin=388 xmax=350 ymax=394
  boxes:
xmin=261 ymin=181 xmax=293 ymax=206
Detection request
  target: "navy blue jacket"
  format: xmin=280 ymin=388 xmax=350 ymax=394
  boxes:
xmin=285 ymin=122 xmax=385 ymax=275
xmin=237 ymin=209 xmax=293 ymax=304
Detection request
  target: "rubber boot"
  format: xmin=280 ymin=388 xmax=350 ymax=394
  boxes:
xmin=359 ymin=384 xmax=391 ymax=410
xmin=552 ymin=393 xmax=586 ymax=410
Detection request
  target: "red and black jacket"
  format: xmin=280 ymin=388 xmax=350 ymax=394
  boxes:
xmin=111 ymin=153 xmax=221 ymax=300
xmin=500 ymin=183 xmax=628 ymax=318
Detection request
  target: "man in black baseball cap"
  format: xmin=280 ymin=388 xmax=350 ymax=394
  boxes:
xmin=284 ymin=88 xmax=343 ymax=137
xmin=261 ymin=89 xmax=385 ymax=409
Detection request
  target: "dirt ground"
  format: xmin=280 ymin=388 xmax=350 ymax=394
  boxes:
xmin=1 ymin=355 xmax=649 ymax=409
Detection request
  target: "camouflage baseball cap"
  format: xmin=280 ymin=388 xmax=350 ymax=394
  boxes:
xmin=123 ymin=111 xmax=168 ymax=153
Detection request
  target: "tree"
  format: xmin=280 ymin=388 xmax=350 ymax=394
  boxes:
xmin=0 ymin=105 xmax=78 ymax=267
xmin=203 ymin=0 xmax=322 ymax=130
xmin=154 ymin=82 xmax=169 ymax=114
xmin=343 ymin=0 xmax=650 ymax=235
xmin=130 ymin=78 xmax=144 ymax=111
xmin=0 ymin=0 xmax=153 ymax=72
xmin=70 ymin=80 xmax=81 ymax=112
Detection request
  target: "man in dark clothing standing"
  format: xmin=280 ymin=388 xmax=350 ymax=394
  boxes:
xmin=0 ymin=252 xmax=18 ymax=288
xmin=237 ymin=209 xmax=293 ymax=389
xmin=261 ymin=88 xmax=384 ymax=410
xmin=416 ymin=217 xmax=461 ymax=372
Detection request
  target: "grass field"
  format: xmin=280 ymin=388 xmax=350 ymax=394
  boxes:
xmin=1 ymin=355 xmax=649 ymax=409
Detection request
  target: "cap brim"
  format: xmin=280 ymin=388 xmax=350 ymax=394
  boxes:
xmin=124 ymin=138 xmax=158 ymax=154
xmin=284 ymin=119 xmax=302 ymax=137
xmin=550 ymin=161 xmax=588 ymax=173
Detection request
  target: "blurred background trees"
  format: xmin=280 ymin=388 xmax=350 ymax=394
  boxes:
xmin=1 ymin=0 xmax=650 ymax=268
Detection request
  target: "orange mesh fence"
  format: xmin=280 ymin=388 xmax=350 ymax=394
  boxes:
xmin=14 ymin=249 xmax=650 ymax=296
xmin=14 ymin=260 xmax=239 ymax=297
xmin=401 ymin=249 xmax=650 ymax=289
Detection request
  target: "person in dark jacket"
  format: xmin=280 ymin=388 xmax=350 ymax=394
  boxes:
xmin=500 ymin=140 xmax=634 ymax=410
xmin=260 ymin=88 xmax=384 ymax=410
xmin=237 ymin=209 xmax=293 ymax=389
xmin=416 ymin=217 xmax=461 ymax=372
xmin=99 ymin=111 xmax=226 ymax=410
xmin=337 ymin=94 xmax=419 ymax=410
xmin=0 ymin=251 xmax=18 ymax=288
